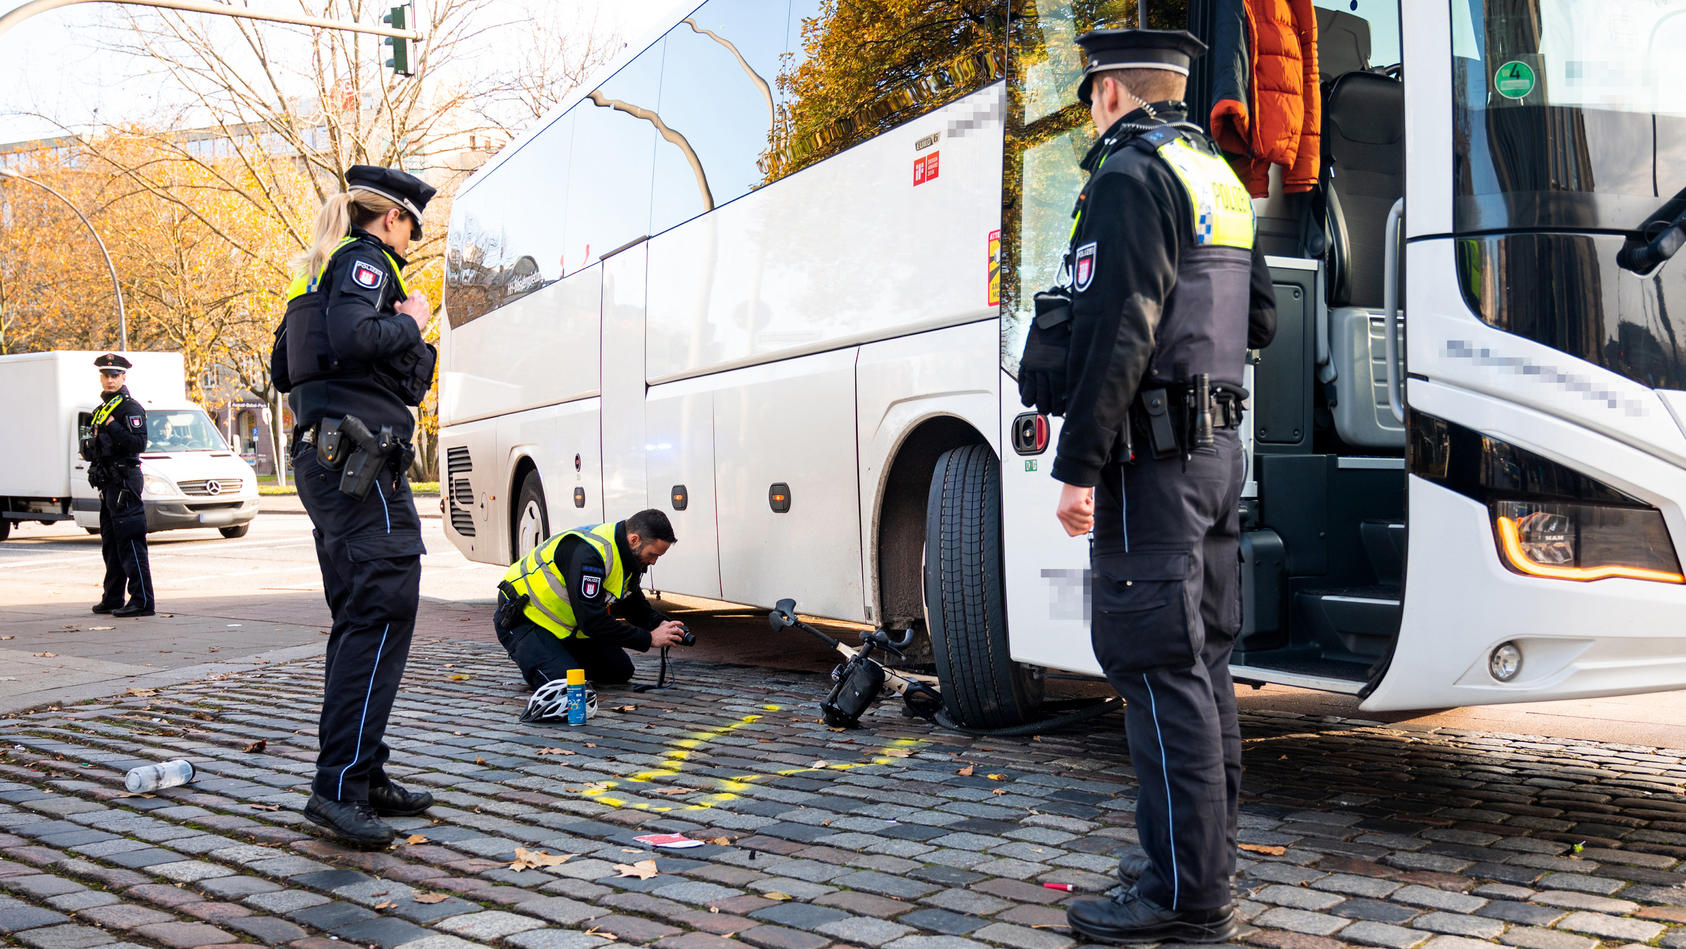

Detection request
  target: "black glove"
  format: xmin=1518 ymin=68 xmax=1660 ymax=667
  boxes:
xmin=1018 ymin=290 xmax=1073 ymax=417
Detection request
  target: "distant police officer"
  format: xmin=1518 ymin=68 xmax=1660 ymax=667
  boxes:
xmin=85 ymin=353 xmax=155 ymax=618
xmin=1018 ymin=29 xmax=1277 ymax=944
xmin=271 ymin=165 xmax=438 ymax=847
xmin=495 ymin=509 xmax=690 ymax=692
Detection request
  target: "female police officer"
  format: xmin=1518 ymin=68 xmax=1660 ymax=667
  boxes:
xmin=271 ymin=165 xmax=437 ymax=846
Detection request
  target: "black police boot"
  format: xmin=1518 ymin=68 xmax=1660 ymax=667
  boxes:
xmin=113 ymin=603 xmax=155 ymax=618
xmin=1114 ymin=852 xmax=1153 ymax=887
xmin=1067 ymin=887 xmax=1238 ymax=944
xmin=368 ymin=782 xmax=433 ymax=817
xmin=92 ymin=601 xmax=121 ymax=614
xmin=304 ymin=793 xmax=395 ymax=847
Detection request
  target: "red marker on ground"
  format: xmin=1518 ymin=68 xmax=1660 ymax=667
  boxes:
xmin=1042 ymin=882 xmax=1074 ymax=892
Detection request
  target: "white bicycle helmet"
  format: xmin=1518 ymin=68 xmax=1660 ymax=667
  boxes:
xmin=521 ymin=678 xmax=599 ymax=723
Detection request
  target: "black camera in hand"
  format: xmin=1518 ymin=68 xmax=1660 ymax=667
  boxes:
xmin=676 ymin=623 xmax=696 ymax=647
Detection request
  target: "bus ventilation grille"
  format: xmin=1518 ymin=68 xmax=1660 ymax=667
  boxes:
xmin=446 ymin=447 xmax=476 ymax=536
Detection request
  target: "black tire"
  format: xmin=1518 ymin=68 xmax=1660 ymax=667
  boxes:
xmin=512 ymin=470 xmax=549 ymax=561
xmin=924 ymin=444 xmax=1044 ymax=728
xmin=0 ymin=518 xmax=9 ymax=542
xmin=219 ymin=524 xmax=250 ymax=539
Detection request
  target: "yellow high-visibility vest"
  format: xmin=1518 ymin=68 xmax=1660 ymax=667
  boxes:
xmin=92 ymin=393 xmax=126 ymax=427
xmin=501 ymin=522 xmax=628 ymax=640
xmin=284 ymin=236 xmax=409 ymax=301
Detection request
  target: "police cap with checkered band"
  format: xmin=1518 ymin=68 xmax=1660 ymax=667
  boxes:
xmin=1076 ymin=29 xmax=1208 ymax=106
xmin=345 ymin=165 xmax=437 ymax=241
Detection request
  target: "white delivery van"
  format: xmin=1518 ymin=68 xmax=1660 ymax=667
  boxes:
xmin=0 ymin=351 xmax=259 ymax=542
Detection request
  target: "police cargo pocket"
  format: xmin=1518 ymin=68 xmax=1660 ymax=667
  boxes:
xmin=1091 ymin=552 xmax=1202 ymax=673
xmin=345 ymin=528 xmax=426 ymax=563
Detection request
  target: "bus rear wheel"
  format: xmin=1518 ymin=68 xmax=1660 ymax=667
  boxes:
xmin=924 ymin=444 xmax=1044 ymax=729
xmin=513 ymin=470 xmax=549 ymax=560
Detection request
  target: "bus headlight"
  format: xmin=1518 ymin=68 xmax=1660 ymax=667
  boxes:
xmin=1488 ymin=642 xmax=1523 ymax=682
xmin=1492 ymin=500 xmax=1683 ymax=583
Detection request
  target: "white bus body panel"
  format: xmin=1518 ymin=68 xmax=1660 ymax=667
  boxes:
xmin=644 ymin=85 xmax=1005 ymax=383
xmin=998 ymin=394 xmax=1103 ymax=675
xmin=495 ymin=399 xmax=605 ymax=547
xmin=713 ymin=349 xmax=863 ymax=620
xmin=644 ymin=379 xmax=722 ymax=598
xmin=442 ymin=269 xmax=603 ymax=426
xmin=601 ymin=247 xmax=650 ymax=521
xmin=856 ymin=321 xmax=1000 ymax=622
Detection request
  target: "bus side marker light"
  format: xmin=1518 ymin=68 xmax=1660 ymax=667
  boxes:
xmin=1492 ymin=501 xmax=1684 ymax=584
xmin=769 ymin=483 xmax=791 ymax=514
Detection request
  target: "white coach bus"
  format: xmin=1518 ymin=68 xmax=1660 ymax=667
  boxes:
xmin=440 ymin=0 xmax=1686 ymax=726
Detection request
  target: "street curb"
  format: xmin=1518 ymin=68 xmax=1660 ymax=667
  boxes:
xmin=0 ymin=642 xmax=324 ymax=717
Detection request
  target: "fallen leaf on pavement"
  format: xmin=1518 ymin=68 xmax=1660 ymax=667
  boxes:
xmin=125 ymin=688 xmax=156 ymax=697
xmin=404 ymin=834 xmax=429 ymax=845
xmin=810 ymin=761 xmax=828 ymax=770
xmin=475 ymin=756 xmax=487 ymax=765
xmin=650 ymin=787 xmax=692 ymax=796
xmin=956 ymin=764 xmax=975 ymax=777
xmin=986 ymin=773 xmax=1006 ymax=781
xmin=413 ymin=893 xmax=449 ymax=904
xmin=762 ymin=892 xmax=793 ymax=901
xmin=708 ymin=837 xmax=732 ymax=846
xmin=879 ymin=747 xmax=913 ymax=758
xmin=249 ymin=803 xmax=280 ymax=811
xmin=373 ymin=900 xmax=396 ymax=910
xmin=992 ymin=788 xmax=1007 ymax=795
xmin=33 ymin=652 xmax=57 ymax=658
xmin=244 ymin=739 xmax=267 ymax=754
xmin=613 ymin=705 xmax=637 ymax=712
xmin=536 ymin=748 xmax=576 ymax=756
xmin=615 ymin=859 xmax=659 ymax=880
xmin=450 ymin=674 xmax=470 ymax=681
xmin=1239 ymin=843 xmax=1286 ymax=856
xmin=509 ymin=847 xmax=578 ymax=871
xmin=583 ymin=742 xmax=598 ymax=748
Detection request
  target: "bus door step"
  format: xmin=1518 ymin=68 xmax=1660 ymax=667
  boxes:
xmin=1293 ymin=586 xmax=1402 ymax=662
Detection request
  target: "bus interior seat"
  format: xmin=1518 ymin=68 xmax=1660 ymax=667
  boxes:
xmin=1317 ymin=8 xmax=1406 ymax=450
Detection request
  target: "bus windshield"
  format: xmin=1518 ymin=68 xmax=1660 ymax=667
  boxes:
xmin=1451 ymin=0 xmax=1686 ymax=232
xmin=146 ymin=408 xmax=228 ymax=453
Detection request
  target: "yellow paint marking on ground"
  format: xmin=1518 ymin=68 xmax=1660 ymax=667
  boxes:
xmin=554 ymin=705 xmax=927 ymax=815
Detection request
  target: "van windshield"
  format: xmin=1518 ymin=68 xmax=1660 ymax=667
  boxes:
xmin=1452 ymin=0 xmax=1686 ymax=232
xmin=146 ymin=409 xmax=228 ymax=453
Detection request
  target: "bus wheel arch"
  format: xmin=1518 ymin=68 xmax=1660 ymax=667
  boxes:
xmin=924 ymin=442 xmax=1045 ymax=728
xmin=875 ymin=416 xmax=986 ymax=640
xmin=509 ymin=458 xmax=548 ymax=562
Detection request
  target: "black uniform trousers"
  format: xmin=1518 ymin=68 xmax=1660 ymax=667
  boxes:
xmin=293 ymin=442 xmax=423 ymax=803
xmin=1090 ymin=428 xmax=1245 ymax=913
xmin=493 ymin=594 xmax=635 ymax=689
xmin=99 ymin=466 xmax=153 ymax=609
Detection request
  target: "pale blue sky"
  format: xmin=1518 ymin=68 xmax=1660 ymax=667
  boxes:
xmin=0 ymin=0 xmax=689 ymax=146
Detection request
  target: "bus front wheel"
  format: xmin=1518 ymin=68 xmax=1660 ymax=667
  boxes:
xmin=513 ymin=471 xmax=549 ymax=561
xmin=924 ymin=444 xmax=1044 ymax=729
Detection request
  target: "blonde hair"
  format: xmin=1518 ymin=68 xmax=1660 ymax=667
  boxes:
xmin=293 ymin=189 xmax=406 ymax=281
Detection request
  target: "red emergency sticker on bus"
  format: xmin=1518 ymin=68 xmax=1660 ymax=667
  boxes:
xmin=914 ymin=151 xmax=941 ymax=186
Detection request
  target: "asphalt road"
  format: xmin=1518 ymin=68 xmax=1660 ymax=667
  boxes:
xmin=2 ymin=503 xmax=1683 ymax=748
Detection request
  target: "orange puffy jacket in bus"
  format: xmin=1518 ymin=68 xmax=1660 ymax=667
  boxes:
xmin=1208 ymin=0 xmax=1319 ymax=197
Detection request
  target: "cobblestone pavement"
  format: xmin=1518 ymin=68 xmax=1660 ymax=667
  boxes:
xmin=2 ymin=641 xmax=1684 ymax=949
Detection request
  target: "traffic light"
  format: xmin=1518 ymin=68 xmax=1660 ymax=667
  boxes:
xmin=383 ymin=4 xmax=412 ymax=76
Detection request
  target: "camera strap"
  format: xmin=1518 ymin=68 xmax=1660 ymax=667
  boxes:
xmin=631 ymin=647 xmax=674 ymax=692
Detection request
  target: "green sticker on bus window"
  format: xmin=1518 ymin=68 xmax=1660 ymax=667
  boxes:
xmin=1495 ymin=60 xmax=1535 ymax=99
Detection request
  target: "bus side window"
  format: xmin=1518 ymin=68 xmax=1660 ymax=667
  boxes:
xmin=650 ymin=0 xmax=794 ymax=235
xmin=566 ymin=40 xmax=663 ymax=273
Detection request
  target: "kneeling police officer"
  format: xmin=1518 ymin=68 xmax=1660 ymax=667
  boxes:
xmin=85 ymin=353 xmax=155 ymax=617
xmin=495 ymin=509 xmax=690 ymax=691
xmin=1018 ymin=29 xmax=1277 ymax=945
xmin=271 ymin=165 xmax=438 ymax=846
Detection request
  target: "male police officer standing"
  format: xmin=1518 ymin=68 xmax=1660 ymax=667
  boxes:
xmin=86 ymin=353 xmax=155 ymax=617
xmin=1018 ymin=29 xmax=1276 ymax=944
xmin=272 ymin=165 xmax=438 ymax=846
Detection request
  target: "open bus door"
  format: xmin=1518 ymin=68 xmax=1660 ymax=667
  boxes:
xmin=1360 ymin=2 xmax=1686 ymax=710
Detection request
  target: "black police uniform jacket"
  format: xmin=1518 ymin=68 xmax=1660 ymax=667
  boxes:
xmin=1051 ymin=104 xmax=1278 ymax=487
xmin=271 ymin=227 xmax=436 ymax=439
xmin=88 ymin=386 xmax=148 ymax=470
